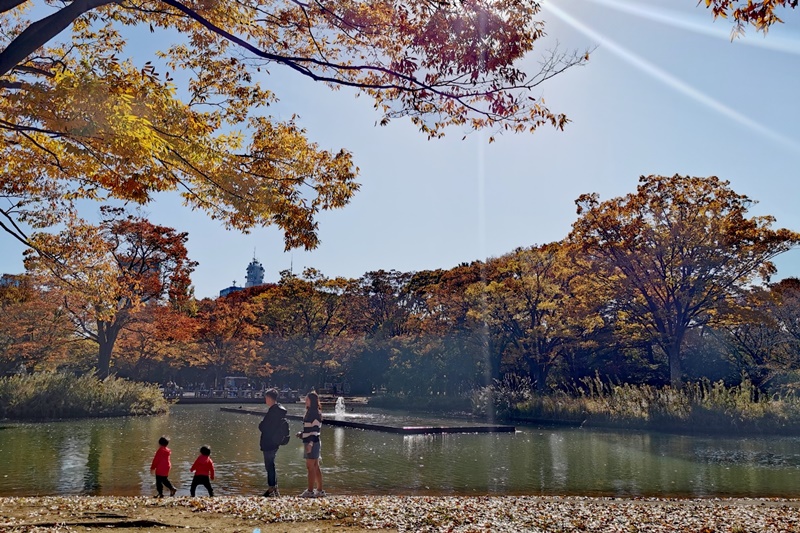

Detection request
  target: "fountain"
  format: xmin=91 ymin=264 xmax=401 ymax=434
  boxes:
xmin=334 ymin=397 xmax=346 ymax=416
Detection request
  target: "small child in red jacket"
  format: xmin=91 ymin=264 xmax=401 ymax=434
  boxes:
xmin=150 ymin=436 xmax=177 ymax=497
xmin=189 ymin=445 xmax=215 ymax=497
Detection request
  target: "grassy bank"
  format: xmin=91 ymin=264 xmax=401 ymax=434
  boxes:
xmin=473 ymin=376 xmax=800 ymax=435
xmin=0 ymin=372 xmax=170 ymax=419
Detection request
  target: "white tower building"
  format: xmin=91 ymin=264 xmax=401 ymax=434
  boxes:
xmin=245 ymin=256 xmax=265 ymax=288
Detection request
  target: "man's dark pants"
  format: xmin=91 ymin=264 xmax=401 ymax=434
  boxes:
xmin=263 ymin=449 xmax=277 ymax=487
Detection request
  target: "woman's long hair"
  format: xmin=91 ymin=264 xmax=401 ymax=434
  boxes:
xmin=306 ymin=391 xmax=322 ymax=420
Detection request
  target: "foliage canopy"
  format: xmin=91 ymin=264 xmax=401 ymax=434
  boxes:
xmin=0 ymin=0 xmax=586 ymax=253
xmin=24 ymin=208 xmax=196 ymax=377
xmin=568 ymin=174 xmax=800 ymax=387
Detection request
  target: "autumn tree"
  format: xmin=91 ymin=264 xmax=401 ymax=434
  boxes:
xmin=762 ymin=278 xmax=800 ymax=387
xmin=568 ymin=174 xmax=800 ymax=387
xmin=189 ymin=295 xmax=265 ymax=386
xmin=24 ymin=208 xmax=197 ymax=377
xmin=0 ymin=0 xmax=587 ymax=261
xmin=395 ymin=263 xmax=490 ymax=395
xmin=717 ymin=278 xmax=800 ymax=389
xmin=0 ymin=274 xmax=79 ymax=372
xmin=113 ymin=303 xmax=196 ymax=381
xmin=256 ymin=268 xmax=355 ymax=388
xmin=352 ymin=270 xmax=418 ymax=340
xmin=410 ymin=263 xmax=486 ymax=339
xmin=465 ymin=244 xmax=578 ymax=392
xmin=342 ymin=270 xmax=416 ymax=393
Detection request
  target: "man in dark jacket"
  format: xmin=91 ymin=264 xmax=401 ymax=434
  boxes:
xmin=259 ymin=388 xmax=287 ymax=496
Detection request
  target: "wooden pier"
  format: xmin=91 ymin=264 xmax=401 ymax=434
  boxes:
xmin=220 ymin=407 xmax=515 ymax=435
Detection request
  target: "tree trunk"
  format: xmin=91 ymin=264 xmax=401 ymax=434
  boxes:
xmin=97 ymin=337 xmax=113 ymax=379
xmin=527 ymin=355 xmax=549 ymax=393
xmin=536 ymin=363 xmax=549 ymax=393
xmin=96 ymin=319 xmax=120 ymax=379
xmin=486 ymin=341 xmax=503 ymax=384
xmin=668 ymin=340 xmax=682 ymax=388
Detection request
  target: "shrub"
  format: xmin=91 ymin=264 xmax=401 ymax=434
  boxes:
xmin=0 ymin=372 xmax=170 ymax=419
xmin=473 ymin=375 xmax=586 ymax=423
xmin=473 ymin=374 xmax=800 ymax=435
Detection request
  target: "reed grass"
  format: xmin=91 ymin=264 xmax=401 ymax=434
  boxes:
xmin=473 ymin=374 xmax=800 ymax=434
xmin=0 ymin=372 xmax=170 ymax=419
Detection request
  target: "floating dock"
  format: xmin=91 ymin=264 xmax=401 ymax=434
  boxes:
xmin=220 ymin=407 xmax=515 ymax=435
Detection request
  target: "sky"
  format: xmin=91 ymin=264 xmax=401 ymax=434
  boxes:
xmin=2 ymin=0 xmax=800 ymax=299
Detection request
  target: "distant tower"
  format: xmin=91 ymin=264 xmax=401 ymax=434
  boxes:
xmin=245 ymin=255 xmax=265 ymax=288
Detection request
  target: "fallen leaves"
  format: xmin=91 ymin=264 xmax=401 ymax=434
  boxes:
xmin=2 ymin=495 xmax=800 ymax=532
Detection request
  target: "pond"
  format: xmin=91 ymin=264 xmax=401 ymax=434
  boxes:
xmin=1 ymin=404 xmax=800 ymax=498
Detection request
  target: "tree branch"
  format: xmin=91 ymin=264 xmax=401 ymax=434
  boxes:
xmin=0 ymin=207 xmax=34 ymax=250
xmin=11 ymin=64 xmax=56 ymax=77
xmin=155 ymin=0 xmax=564 ymax=111
xmin=0 ymin=206 xmax=63 ymax=265
xmin=0 ymin=0 xmax=116 ymax=78
xmin=0 ymin=0 xmax=27 ymax=15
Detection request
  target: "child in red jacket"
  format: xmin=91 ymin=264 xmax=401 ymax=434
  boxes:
xmin=150 ymin=436 xmax=177 ymax=497
xmin=189 ymin=445 xmax=215 ymax=496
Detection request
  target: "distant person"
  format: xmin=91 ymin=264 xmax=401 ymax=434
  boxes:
xmin=189 ymin=445 xmax=215 ymax=497
xmin=297 ymin=391 xmax=325 ymax=497
xmin=259 ymin=388 xmax=289 ymax=497
xmin=150 ymin=436 xmax=177 ymax=497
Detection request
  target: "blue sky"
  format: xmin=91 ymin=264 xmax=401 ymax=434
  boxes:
xmin=2 ymin=0 xmax=800 ymax=299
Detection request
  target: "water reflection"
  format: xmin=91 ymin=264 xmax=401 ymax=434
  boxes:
xmin=84 ymin=429 xmax=101 ymax=494
xmin=57 ymin=431 xmax=90 ymax=494
xmin=332 ymin=426 xmax=345 ymax=458
xmin=548 ymin=433 xmax=568 ymax=490
xmin=1 ymin=405 xmax=800 ymax=497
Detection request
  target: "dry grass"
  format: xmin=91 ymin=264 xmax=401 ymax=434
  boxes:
xmin=474 ymin=375 xmax=800 ymax=434
xmin=0 ymin=371 xmax=169 ymax=419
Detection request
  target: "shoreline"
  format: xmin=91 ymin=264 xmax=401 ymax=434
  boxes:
xmin=3 ymin=495 xmax=800 ymax=532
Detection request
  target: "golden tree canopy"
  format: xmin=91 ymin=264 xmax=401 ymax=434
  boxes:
xmin=0 ymin=0 xmax=587 ymax=252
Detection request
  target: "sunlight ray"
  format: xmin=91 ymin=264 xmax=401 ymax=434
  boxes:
xmin=543 ymin=1 xmax=800 ymax=153
xmin=584 ymin=0 xmax=800 ymax=55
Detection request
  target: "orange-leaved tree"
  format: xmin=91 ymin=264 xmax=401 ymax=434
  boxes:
xmin=0 ymin=274 xmax=79 ymax=373
xmin=719 ymin=278 xmax=800 ymax=389
xmin=189 ymin=295 xmax=265 ymax=387
xmin=0 ymin=0 xmax=588 ymax=256
xmin=24 ymin=208 xmax=197 ymax=377
xmin=256 ymin=268 xmax=356 ymax=387
xmin=114 ymin=303 xmax=197 ymax=381
xmin=568 ymin=174 xmax=800 ymax=387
